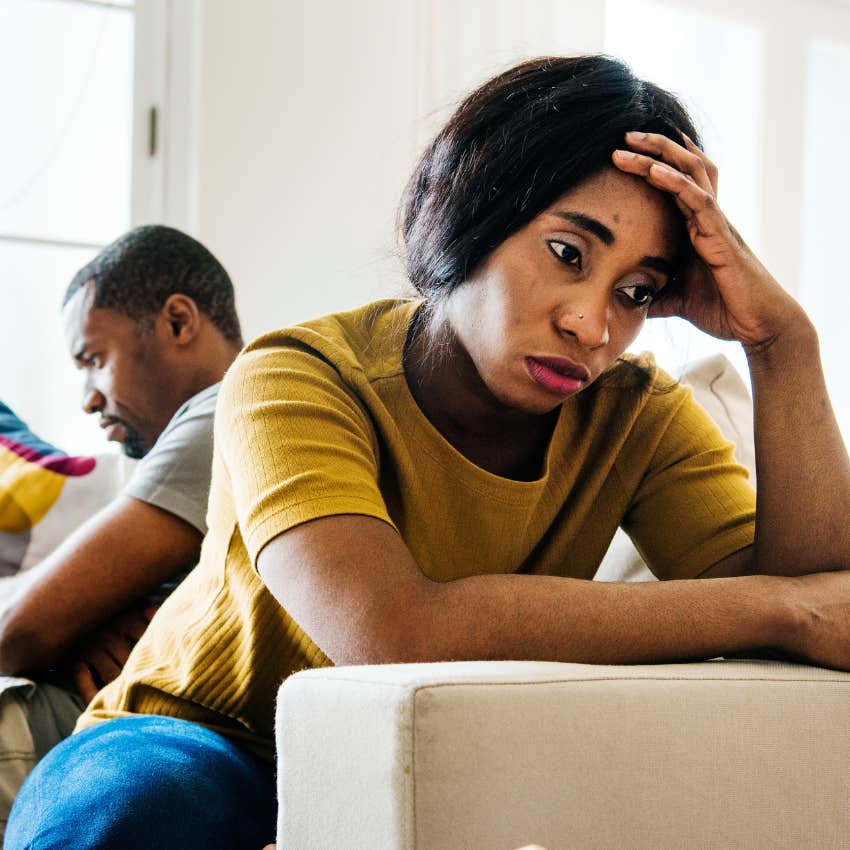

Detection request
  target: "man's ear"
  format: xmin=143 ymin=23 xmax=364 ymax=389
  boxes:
xmin=159 ymin=294 xmax=201 ymax=346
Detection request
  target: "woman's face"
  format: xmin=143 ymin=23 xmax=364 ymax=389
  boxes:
xmin=445 ymin=167 xmax=681 ymax=415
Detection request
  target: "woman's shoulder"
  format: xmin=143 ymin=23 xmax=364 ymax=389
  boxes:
xmin=574 ymin=351 xmax=703 ymax=449
xmin=230 ymin=298 xmax=421 ymax=383
xmin=589 ymin=351 xmax=751 ymax=456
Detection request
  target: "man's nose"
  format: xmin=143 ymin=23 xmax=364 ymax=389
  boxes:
xmin=81 ymin=383 xmax=105 ymax=415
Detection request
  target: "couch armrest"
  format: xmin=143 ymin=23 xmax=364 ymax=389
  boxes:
xmin=276 ymin=659 xmax=850 ymax=850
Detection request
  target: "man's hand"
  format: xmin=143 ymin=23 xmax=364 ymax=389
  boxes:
xmin=68 ymin=603 xmax=159 ymax=703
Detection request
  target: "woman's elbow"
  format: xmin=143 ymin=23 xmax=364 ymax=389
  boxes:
xmin=324 ymin=583 xmax=450 ymax=667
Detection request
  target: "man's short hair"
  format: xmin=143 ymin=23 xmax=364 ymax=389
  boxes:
xmin=64 ymin=225 xmax=243 ymax=345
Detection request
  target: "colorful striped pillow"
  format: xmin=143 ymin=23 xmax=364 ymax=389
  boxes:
xmin=0 ymin=402 xmax=127 ymax=576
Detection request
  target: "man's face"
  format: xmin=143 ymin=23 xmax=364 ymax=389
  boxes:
xmin=62 ymin=281 xmax=174 ymax=459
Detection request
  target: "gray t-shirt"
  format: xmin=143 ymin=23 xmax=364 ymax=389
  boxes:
xmin=123 ymin=383 xmax=219 ymax=535
xmin=0 ymin=384 xmax=221 ymax=728
xmin=123 ymin=383 xmax=219 ymax=601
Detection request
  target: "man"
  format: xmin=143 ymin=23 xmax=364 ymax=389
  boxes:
xmin=0 ymin=225 xmax=243 ymax=832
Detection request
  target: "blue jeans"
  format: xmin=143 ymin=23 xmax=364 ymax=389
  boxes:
xmin=5 ymin=715 xmax=276 ymax=849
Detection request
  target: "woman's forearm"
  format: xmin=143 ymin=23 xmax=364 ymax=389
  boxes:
xmin=746 ymin=320 xmax=850 ymax=575
xmin=261 ymin=515 xmax=850 ymax=671
xmin=424 ymin=571 xmax=793 ymax=666
xmin=613 ymin=132 xmax=848 ymax=577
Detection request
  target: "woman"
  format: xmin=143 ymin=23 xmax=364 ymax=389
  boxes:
xmin=7 ymin=55 xmax=850 ymax=849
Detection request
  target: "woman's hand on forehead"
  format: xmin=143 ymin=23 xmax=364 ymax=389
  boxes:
xmin=610 ymin=131 xmax=807 ymax=354
xmin=618 ymin=129 xmax=719 ymax=199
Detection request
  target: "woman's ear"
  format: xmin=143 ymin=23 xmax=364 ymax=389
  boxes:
xmin=159 ymin=294 xmax=201 ymax=346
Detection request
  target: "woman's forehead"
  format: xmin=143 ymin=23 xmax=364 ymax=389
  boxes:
xmin=542 ymin=168 xmax=681 ymax=245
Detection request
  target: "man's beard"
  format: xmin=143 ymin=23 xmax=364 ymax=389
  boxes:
xmin=121 ymin=424 xmax=150 ymax=459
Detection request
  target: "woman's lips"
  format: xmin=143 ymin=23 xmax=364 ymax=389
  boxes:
xmin=525 ymin=356 xmax=590 ymax=396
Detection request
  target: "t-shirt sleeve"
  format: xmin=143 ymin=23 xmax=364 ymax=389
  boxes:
xmin=123 ymin=395 xmax=216 ymax=535
xmin=217 ymin=340 xmax=394 ymax=568
xmin=620 ymin=383 xmax=756 ymax=581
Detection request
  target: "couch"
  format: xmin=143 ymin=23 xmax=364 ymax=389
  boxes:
xmin=273 ymin=355 xmax=850 ymax=849
xmin=275 ymin=658 xmax=850 ymax=849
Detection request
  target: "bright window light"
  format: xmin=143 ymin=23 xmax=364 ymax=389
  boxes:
xmin=800 ymin=40 xmax=850 ymax=444
xmin=604 ymin=0 xmax=763 ymax=386
xmin=0 ymin=0 xmax=133 ymax=453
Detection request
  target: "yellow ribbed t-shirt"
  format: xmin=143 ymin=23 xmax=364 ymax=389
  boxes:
xmin=78 ymin=298 xmax=756 ymax=760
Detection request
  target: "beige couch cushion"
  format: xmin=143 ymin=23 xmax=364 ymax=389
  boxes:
xmin=277 ymin=659 xmax=850 ymax=850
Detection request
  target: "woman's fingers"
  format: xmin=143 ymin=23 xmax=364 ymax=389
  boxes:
xmin=681 ymin=132 xmax=719 ymax=194
xmin=624 ymin=130 xmax=718 ymax=194
xmin=642 ymin=163 xmax=741 ymax=267
xmin=612 ymin=134 xmax=742 ymax=276
xmin=611 ymin=149 xmax=693 ymax=217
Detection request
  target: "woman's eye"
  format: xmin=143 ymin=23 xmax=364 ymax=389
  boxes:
xmin=547 ymin=240 xmax=582 ymax=269
xmin=619 ymin=284 xmax=657 ymax=308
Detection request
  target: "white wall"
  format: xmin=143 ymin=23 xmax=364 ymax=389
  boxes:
xmin=195 ymin=0 xmax=420 ymax=339
xmin=192 ymin=0 xmax=605 ymax=342
xmin=8 ymin=1 xmax=849 ymax=452
xmin=175 ymin=0 xmax=850 ymax=441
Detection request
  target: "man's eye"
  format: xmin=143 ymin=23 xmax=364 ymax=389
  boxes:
xmin=547 ymin=240 xmax=582 ymax=269
xmin=619 ymin=284 xmax=657 ymax=307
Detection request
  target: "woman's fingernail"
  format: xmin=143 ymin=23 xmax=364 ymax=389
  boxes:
xmin=613 ymin=149 xmax=636 ymax=159
xmin=626 ymin=130 xmax=647 ymax=141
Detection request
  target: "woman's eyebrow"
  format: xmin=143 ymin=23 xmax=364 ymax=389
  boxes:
xmin=553 ymin=210 xmax=675 ymax=277
xmin=641 ymin=256 xmax=675 ymax=278
xmin=552 ymin=211 xmax=614 ymax=245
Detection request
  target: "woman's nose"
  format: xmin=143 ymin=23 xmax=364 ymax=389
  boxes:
xmin=557 ymin=301 xmax=610 ymax=349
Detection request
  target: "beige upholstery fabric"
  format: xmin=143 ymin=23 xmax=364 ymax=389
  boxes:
xmin=277 ymin=659 xmax=850 ymax=850
xmin=596 ymin=353 xmax=755 ymax=583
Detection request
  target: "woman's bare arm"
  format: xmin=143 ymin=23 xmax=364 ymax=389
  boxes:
xmin=701 ymin=326 xmax=850 ymax=580
xmin=744 ymin=323 xmax=850 ymax=574
xmin=256 ymin=514 xmax=850 ymax=669
xmin=614 ymin=132 xmax=850 ymax=578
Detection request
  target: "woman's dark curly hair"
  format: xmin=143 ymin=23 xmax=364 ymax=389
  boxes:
xmin=399 ymin=55 xmax=700 ymax=310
